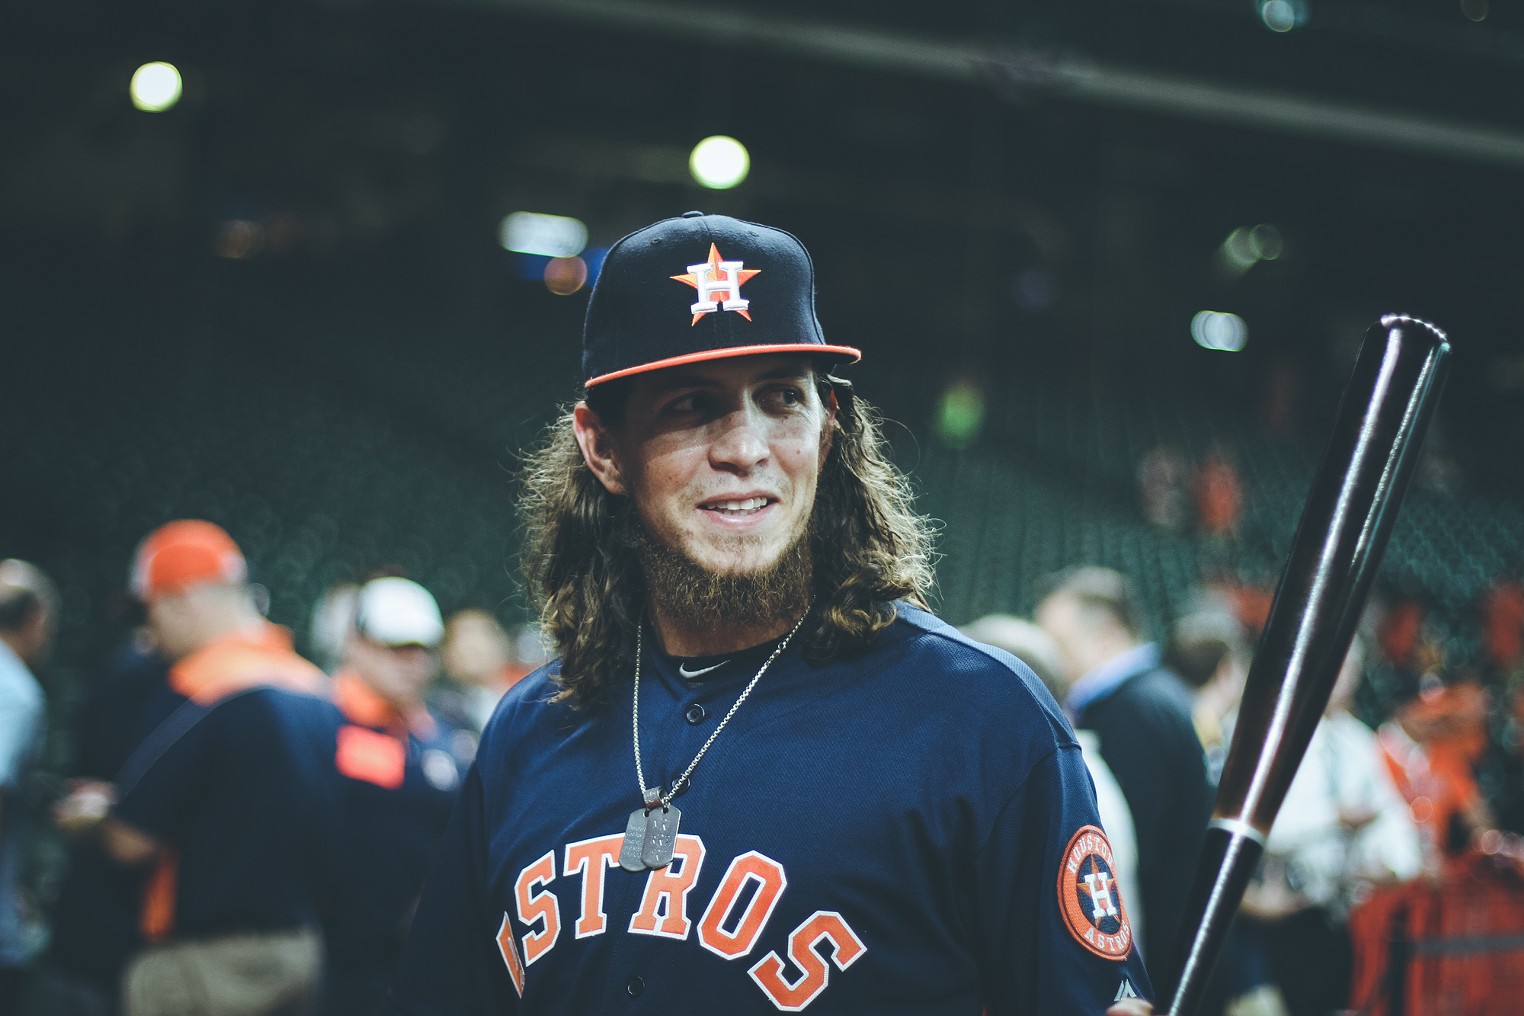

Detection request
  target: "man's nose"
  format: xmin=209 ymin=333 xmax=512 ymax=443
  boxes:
xmin=708 ymin=405 xmax=770 ymax=471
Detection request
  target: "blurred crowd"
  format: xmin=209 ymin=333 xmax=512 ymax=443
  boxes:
xmin=965 ymin=558 xmax=1524 ymax=1016
xmin=0 ymin=521 xmax=544 ymax=1016
xmin=4 ymin=514 xmax=1524 ymax=1016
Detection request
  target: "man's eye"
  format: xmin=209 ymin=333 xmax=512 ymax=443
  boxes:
xmin=666 ymin=393 xmax=706 ymax=414
xmin=768 ymin=387 xmax=805 ymax=407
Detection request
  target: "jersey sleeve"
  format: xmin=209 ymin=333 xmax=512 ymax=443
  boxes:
xmin=383 ymin=764 xmax=519 ymax=1016
xmin=975 ymin=743 xmax=1154 ymax=1015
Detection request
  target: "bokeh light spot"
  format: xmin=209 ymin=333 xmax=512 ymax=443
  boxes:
xmin=131 ymin=62 xmax=183 ymax=112
xmin=935 ymin=380 xmax=986 ymax=448
xmin=1191 ymin=311 xmax=1248 ymax=352
xmin=689 ymin=136 xmax=750 ymax=190
xmin=500 ymin=212 xmax=588 ymax=258
xmin=1259 ymin=0 xmax=1298 ymax=32
xmin=544 ymin=256 xmax=589 ymax=296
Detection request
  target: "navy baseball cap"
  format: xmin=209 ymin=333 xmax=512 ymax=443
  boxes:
xmin=581 ymin=211 xmax=861 ymax=389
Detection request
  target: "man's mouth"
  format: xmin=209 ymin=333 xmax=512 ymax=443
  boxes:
xmin=700 ymin=496 xmax=773 ymax=516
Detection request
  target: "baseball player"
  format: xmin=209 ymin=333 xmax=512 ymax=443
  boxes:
xmin=384 ymin=212 xmax=1156 ymax=1014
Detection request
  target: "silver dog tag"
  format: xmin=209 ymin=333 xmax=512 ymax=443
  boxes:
xmin=641 ymin=804 xmax=681 ymax=869
xmin=620 ymin=809 xmax=649 ymax=872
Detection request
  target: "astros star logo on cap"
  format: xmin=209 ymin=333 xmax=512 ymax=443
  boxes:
xmin=671 ymin=243 xmax=761 ymax=325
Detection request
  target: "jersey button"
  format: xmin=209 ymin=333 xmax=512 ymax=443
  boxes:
xmin=684 ymin=703 xmax=707 ymax=724
xmin=626 ymin=975 xmax=646 ymax=998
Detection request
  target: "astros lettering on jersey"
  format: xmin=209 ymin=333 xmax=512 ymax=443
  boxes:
xmin=386 ymin=605 xmax=1152 ymax=1014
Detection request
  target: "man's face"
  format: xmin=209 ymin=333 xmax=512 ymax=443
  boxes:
xmin=349 ymin=636 xmax=437 ymax=710
xmin=443 ymin=612 xmax=509 ymax=686
xmin=1034 ymin=591 xmax=1087 ymax=687
xmin=574 ymin=354 xmax=835 ymax=580
xmin=145 ymin=591 xmax=201 ymax=661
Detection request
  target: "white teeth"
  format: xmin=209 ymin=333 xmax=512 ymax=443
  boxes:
xmin=704 ymin=497 xmax=768 ymax=513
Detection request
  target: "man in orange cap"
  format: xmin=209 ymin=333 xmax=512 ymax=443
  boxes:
xmin=59 ymin=520 xmax=346 ymax=1016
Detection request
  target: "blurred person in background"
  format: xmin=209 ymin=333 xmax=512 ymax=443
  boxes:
xmin=1377 ymin=661 xmax=1494 ymax=867
xmin=1138 ymin=444 xmax=1191 ymax=533
xmin=40 ymin=624 xmax=170 ymax=1016
xmin=306 ymin=582 xmax=361 ymax=676
xmin=961 ymin=612 xmax=1142 ymax=949
xmin=1481 ymin=561 xmax=1524 ymax=689
xmin=0 ymin=560 xmax=58 ymax=1012
xmin=322 ymin=577 xmax=466 ymax=1016
xmin=434 ymin=610 xmax=544 ymax=755
xmin=1165 ymin=611 xmax=1251 ymax=787
xmin=1164 ymin=611 xmax=1284 ymax=1016
xmin=1193 ymin=443 xmax=1243 ymax=542
xmin=56 ymin=520 xmax=344 ymax=1016
xmin=1241 ymin=639 xmax=1422 ymax=1016
xmin=1036 ymin=565 xmax=1214 ymax=1000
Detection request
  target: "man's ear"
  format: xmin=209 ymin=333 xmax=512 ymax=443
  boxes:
xmin=572 ymin=402 xmax=628 ymax=496
xmin=818 ymin=387 xmax=839 ymax=468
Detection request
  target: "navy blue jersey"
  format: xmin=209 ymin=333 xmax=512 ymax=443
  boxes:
xmin=113 ymin=685 xmax=347 ymax=937
xmin=326 ymin=674 xmax=468 ymax=971
xmin=322 ymin=673 xmax=469 ymax=1016
xmin=385 ymin=605 xmax=1151 ymax=1014
xmin=46 ymin=640 xmax=176 ymax=988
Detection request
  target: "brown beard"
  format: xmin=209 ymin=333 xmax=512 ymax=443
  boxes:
xmin=634 ymin=522 xmax=814 ymax=637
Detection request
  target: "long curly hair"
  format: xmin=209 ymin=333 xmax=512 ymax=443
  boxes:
xmin=518 ymin=374 xmax=936 ymax=708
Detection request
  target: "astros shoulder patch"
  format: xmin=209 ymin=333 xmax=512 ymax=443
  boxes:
xmin=1057 ymin=825 xmax=1133 ymax=960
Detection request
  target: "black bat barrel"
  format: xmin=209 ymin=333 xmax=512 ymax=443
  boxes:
xmin=1165 ymin=315 xmax=1451 ymax=1016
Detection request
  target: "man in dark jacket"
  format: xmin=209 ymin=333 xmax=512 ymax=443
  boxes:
xmin=1037 ymin=565 xmax=1214 ymax=1001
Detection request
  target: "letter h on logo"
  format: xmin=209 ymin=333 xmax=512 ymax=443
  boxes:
xmin=1083 ymin=871 xmax=1118 ymax=921
xmin=688 ymin=258 xmax=751 ymax=316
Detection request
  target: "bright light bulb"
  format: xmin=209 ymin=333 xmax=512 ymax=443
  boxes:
xmin=131 ymin=62 xmax=183 ymax=112
xmin=689 ymin=136 xmax=750 ymax=190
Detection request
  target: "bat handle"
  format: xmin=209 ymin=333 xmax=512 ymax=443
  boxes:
xmin=1163 ymin=820 xmax=1266 ymax=1016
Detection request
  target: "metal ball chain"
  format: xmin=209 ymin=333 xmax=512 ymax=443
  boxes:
xmin=632 ymin=605 xmax=812 ymax=810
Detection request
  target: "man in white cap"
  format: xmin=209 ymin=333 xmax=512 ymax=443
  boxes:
xmin=324 ymin=577 xmax=469 ymax=1016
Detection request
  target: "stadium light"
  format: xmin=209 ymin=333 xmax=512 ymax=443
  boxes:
xmin=131 ymin=62 xmax=183 ymax=112
xmin=689 ymin=136 xmax=750 ymax=190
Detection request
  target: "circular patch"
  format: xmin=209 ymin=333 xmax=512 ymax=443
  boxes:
xmin=1057 ymin=825 xmax=1133 ymax=960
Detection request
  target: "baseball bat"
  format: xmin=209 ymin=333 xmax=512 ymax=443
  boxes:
xmin=1164 ymin=314 xmax=1451 ymax=1016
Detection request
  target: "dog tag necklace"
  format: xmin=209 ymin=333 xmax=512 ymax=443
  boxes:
xmin=622 ymin=607 xmax=811 ymax=872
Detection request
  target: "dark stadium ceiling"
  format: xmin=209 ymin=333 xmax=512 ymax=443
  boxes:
xmin=5 ymin=0 xmax=1521 ymax=381
xmin=7 ymin=0 xmax=1522 ymax=224
xmin=425 ymin=0 xmax=1524 ymax=165
xmin=5 ymin=0 xmax=1523 ymax=482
